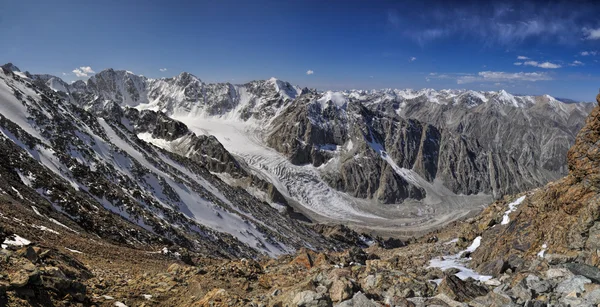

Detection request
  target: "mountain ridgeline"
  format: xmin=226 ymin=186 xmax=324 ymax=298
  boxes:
xmin=0 ymin=63 xmax=593 ymax=249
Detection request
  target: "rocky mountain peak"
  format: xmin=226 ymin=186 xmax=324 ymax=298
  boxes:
xmin=1 ymin=62 xmax=21 ymax=72
xmin=175 ymin=71 xmax=202 ymax=86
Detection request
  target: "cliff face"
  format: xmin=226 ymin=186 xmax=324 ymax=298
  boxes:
xmin=465 ymin=104 xmax=600 ymax=270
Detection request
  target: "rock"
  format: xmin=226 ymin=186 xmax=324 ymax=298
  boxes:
xmin=555 ymin=275 xmax=591 ymax=294
xmin=384 ymin=296 xmax=415 ymax=307
xmin=563 ymin=263 xmax=600 ymax=283
xmin=524 ymin=274 xmax=550 ymax=295
xmin=479 ymin=259 xmax=508 ymax=276
xmin=9 ymin=270 xmax=29 ymax=287
xmin=545 ymin=267 xmax=573 ymax=280
xmin=292 ymin=290 xmax=333 ymax=307
xmin=335 ymin=292 xmax=380 ymax=307
xmin=506 ymin=254 xmax=525 ymax=272
xmin=329 ymin=278 xmax=354 ymax=302
xmin=432 ymin=293 xmax=468 ymax=307
xmin=360 ymin=275 xmax=378 ymax=292
xmin=510 ymin=279 xmax=532 ymax=303
xmin=437 ymin=275 xmax=487 ymax=302
xmin=314 ymin=272 xmax=333 ymax=289
xmin=18 ymin=246 xmax=39 ymax=263
xmin=483 ymin=279 xmax=501 ymax=287
xmin=291 ymin=249 xmax=315 ymax=269
xmin=583 ymin=288 xmax=600 ymax=302
xmin=469 ymin=291 xmax=517 ymax=307
xmin=195 ymin=288 xmax=240 ymax=306
xmin=523 ymin=300 xmax=547 ymax=307
xmin=167 ymin=263 xmax=182 ymax=274
xmin=344 ymin=247 xmax=368 ymax=265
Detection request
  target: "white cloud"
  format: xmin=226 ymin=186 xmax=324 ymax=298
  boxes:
xmin=72 ymin=66 xmax=95 ymax=77
xmin=159 ymin=68 xmax=167 ymax=72
xmin=523 ymin=60 xmax=561 ymax=69
xmin=537 ymin=62 xmax=561 ymax=69
xmin=456 ymin=71 xmax=552 ymax=84
xmin=306 ymin=70 xmax=314 ymax=75
xmin=514 ymin=62 xmax=522 ymax=66
xmin=583 ymin=27 xmax=600 ymax=40
xmin=62 ymin=72 xmax=68 ymax=76
xmin=569 ymin=60 xmax=584 ymax=66
xmin=580 ymin=51 xmax=597 ymax=56
xmin=410 ymin=57 xmax=417 ymax=62
xmin=517 ymin=56 xmax=529 ymax=60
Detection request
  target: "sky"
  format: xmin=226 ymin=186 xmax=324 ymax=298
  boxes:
xmin=1 ymin=0 xmax=600 ymax=101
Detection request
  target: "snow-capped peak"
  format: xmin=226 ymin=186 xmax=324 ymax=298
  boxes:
xmin=495 ymin=89 xmax=520 ymax=107
xmin=268 ymin=77 xmax=301 ymax=100
xmin=317 ymin=91 xmax=347 ymax=109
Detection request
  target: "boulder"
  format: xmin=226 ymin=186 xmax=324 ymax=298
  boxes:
xmin=293 ymin=290 xmax=333 ymax=307
xmin=335 ymin=292 xmax=381 ymax=307
xmin=524 ymin=274 xmax=550 ymax=295
xmin=329 ymin=278 xmax=354 ymax=302
xmin=479 ymin=259 xmax=508 ymax=276
xmin=563 ymin=263 xmax=600 ymax=283
xmin=555 ymin=275 xmax=591 ymax=295
xmin=9 ymin=270 xmax=29 ymax=287
xmin=437 ymin=275 xmax=487 ymax=302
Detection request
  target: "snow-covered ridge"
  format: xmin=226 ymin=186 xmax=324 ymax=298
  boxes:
xmin=4 ymin=62 xmax=585 ymax=121
xmin=0 ymin=66 xmax=340 ymax=257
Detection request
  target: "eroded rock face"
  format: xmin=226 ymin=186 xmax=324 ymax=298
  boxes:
xmin=453 ymin=105 xmax=600 ymax=274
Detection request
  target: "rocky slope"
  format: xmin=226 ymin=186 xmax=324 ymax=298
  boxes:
xmin=0 ymin=65 xmax=349 ymax=260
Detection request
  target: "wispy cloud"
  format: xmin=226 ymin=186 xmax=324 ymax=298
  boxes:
xmin=583 ymin=27 xmax=600 ymax=40
xmin=517 ymin=56 xmax=529 ymax=60
xmin=159 ymin=68 xmax=167 ymax=72
xmin=306 ymin=70 xmax=314 ymax=75
xmin=455 ymin=71 xmax=552 ymax=84
xmin=569 ymin=60 xmax=584 ymax=66
xmin=72 ymin=66 xmax=95 ymax=77
xmin=388 ymin=2 xmax=599 ymax=46
xmin=514 ymin=62 xmax=522 ymax=66
xmin=523 ymin=61 xmax=561 ymax=69
xmin=580 ymin=51 xmax=598 ymax=56
xmin=410 ymin=57 xmax=417 ymax=62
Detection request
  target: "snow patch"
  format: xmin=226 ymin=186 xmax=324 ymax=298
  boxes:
xmin=2 ymin=234 xmax=31 ymax=249
xmin=33 ymin=225 xmax=59 ymax=234
xmin=428 ymin=236 xmax=492 ymax=282
xmin=501 ymin=195 xmax=526 ymax=225
xmin=65 ymin=247 xmax=83 ymax=254
xmin=537 ymin=243 xmax=547 ymax=258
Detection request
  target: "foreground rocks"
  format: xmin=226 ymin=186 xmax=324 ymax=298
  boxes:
xmin=0 ymin=243 xmax=91 ymax=306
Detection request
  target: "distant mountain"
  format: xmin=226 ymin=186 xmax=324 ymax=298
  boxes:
xmin=5 ymin=64 xmax=589 ymax=236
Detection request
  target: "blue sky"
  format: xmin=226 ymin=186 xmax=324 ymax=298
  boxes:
xmin=2 ymin=0 xmax=600 ymax=101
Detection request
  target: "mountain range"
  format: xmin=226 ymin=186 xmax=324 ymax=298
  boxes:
xmin=4 ymin=64 xmax=593 ymax=242
xmin=3 ymin=62 xmax=600 ymax=306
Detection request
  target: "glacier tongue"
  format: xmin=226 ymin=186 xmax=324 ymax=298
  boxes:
xmin=174 ymin=116 xmax=382 ymax=221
